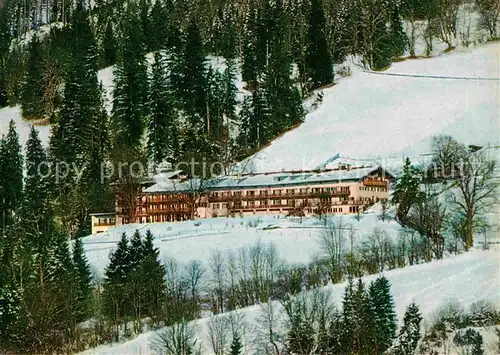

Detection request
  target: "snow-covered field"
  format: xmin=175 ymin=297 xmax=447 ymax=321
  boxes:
xmin=238 ymin=42 xmax=500 ymax=173
xmin=81 ymin=249 xmax=500 ymax=355
xmin=83 ymin=212 xmax=402 ymax=277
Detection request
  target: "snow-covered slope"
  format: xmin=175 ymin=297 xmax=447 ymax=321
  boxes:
xmin=0 ymin=55 xmax=244 ymax=147
xmin=82 ymin=213 xmax=402 ymax=277
xmin=0 ymin=105 xmax=51 ymax=147
xmin=81 ymin=250 xmax=500 ymax=355
xmin=239 ymin=42 xmax=500 ymax=173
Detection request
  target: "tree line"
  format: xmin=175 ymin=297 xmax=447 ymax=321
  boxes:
xmin=392 ymin=135 xmax=498 ymax=253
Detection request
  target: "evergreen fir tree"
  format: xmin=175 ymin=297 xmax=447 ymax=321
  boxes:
xmin=112 ymin=6 xmax=149 ymax=149
xmin=395 ymin=302 xmax=422 ymax=355
xmin=51 ymin=1 xmax=109 ymax=237
xmin=342 ymin=277 xmax=357 ymax=352
xmin=45 ymin=230 xmax=79 ymax=333
xmin=141 ymin=230 xmax=165 ymax=318
xmin=230 ymin=334 xmax=243 ymax=355
xmin=21 ymin=34 xmax=46 ymax=119
xmin=355 ymin=278 xmax=377 ymax=353
xmin=453 ymin=328 xmax=484 ymax=355
xmin=149 ymin=0 xmax=170 ymax=52
xmin=180 ymin=20 xmax=207 ymax=130
xmin=0 ymin=120 xmax=23 ymax=233
xmin=216 ymin=5 xmax=238 ymax=60
xmin=305 ymin=0 xmax=333 ymax=90
xmin=139 ymin=0 xmax=152 ymax=52
xmin=20 ymin=127 xmax=53 ymax=247
xmin=52 ymin=0 xmax=103 ymax=166
xmin=392 ymin=157 xmax=422 ymax=224
xmin=238 ymin=88 xmax=270 ymax=151
xmin=389 ymin=2 xmax=408 ymax=59
xmin=369 ymin=276 xmax=397 ymax=353
xmin=148 ymin=51 xmax=180 ymax=165
xmin=241 ymin=0 xmax=259 ymax=89
xmin=262 ymin=1 xmax=305 ymax=137
xmin=103 ymin=233 xmax=132 ymax=331
xmin=103 ymin=22 xmax=117 ymax=67
xmin=72 ymin=237 xmax=92 ymax=322
xmin=370 ymin=9 xmax=393 ymax=70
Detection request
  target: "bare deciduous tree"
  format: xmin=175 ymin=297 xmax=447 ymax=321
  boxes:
xmin=256 ymin=301 xmax=284 ymax=355
xmin=207 ymin=314 xmax=230 ymax=355
xmin=184 ymin=260 xmax=205 ymax=318
xmin=318 ymin=218 xmax=351 ymax=282
xmin=152 ymin=321 xmax=202 ymax=355
xmin=209 ymin=250 xmax=226 ymax=314
xmin=431 ymin=0 xmax=461 ymax=51
xmin=431 ymin=136 xmax=499 ymax=250
xmin=476 ymin=0 xmax=500 ymax=38
xmin=407 ymin=192 xmax=447 ymax=260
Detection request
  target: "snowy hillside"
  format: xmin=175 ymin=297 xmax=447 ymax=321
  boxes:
xmin=2 ymin=42 xmax=497 ymax=155
xmin=81 ymin=250 xmax=500 ymax=355
xmin=0 ymin=54 xmax=244 ymax=146
xmin=238 ymin=42 xmax=500 ymax=173
xmin=82 ymin=212 xmax=402 ymax=278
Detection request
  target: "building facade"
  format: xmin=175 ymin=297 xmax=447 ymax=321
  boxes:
xmin=115 ymin=165 xmax=392 ymax=225
xmin=90 ymin=212 xmax=117 ymax=234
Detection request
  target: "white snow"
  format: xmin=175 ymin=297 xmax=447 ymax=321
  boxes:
xmin=237 ymin=42 xmax=500 ymax=173
xmin=0 ymin=105 xmax=51 ymax=147
xmin=81 ymin=249 xmax=500 ymax=355
xmin=83 ymin=213 xmax=402 ymax=278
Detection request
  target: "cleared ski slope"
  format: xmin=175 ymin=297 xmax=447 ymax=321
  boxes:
xmin=238 ymin=42 xmax=500 ymax=173
xmin=81 ymin=250 xmax=500 ymax=355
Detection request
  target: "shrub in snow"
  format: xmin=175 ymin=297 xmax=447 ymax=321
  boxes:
xmin=152 ymin=321 xmax=202 ymax=355
xmin=469 ymin=300 xmax=499 ymax=327
xmin=453 ymin=328 xmax=484 ymax=355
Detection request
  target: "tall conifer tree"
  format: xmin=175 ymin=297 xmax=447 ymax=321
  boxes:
xmin=112 ymin=5 xmax=149 ymax=149
xmin=305 ymin=0 xmax=333 ymax=90
xmin=148 ymin=51 xmax=180 ymax=165
xmin=180 ymin=20 xmax=207 ymax=130
xmin=369 ymin=276 xmax=397 ymax=353
xmin=0 ymin=121 xmax=23 ymax=232
xmin=72 ymin=237 xmax=92 ymax=322
xmin=21 ymin=34 xmax=45 ymax=119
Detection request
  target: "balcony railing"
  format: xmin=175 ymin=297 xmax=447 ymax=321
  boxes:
xmin=228 ymin=199 xmax=366 ymax=211
xmin=93 ymin=222 xmax=115 ymax=227
xmin=363 ymin=179 xmax=387 ymax=187
xmin=136 ymin=207 xmax=191 ymax=215
xmin=210 ymin=190 xmax=350 ymax=202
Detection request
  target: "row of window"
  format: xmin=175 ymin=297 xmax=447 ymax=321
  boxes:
xmin=148 ymin=203 xmax=189 ymax=211
xmin=360 ymin=186 xmax=387 ymax=192
xmin=212 ymin=186 xmax=351 ymax=198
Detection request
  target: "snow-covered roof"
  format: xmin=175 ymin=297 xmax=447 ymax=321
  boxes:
xmin=152 ymin=170 xmax=184 ymax=182
xmin=142 ymin=166 xmax=387 ymax=194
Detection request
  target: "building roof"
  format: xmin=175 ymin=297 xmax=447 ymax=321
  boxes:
xmin=89 ymin=212 xmax=117 ymax=217
xmin=142 ymin=166 xmax=390 ymax=194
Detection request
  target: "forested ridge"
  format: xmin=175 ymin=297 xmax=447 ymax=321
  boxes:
xmin=0 ymin=0 xmax=499 ymax=353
